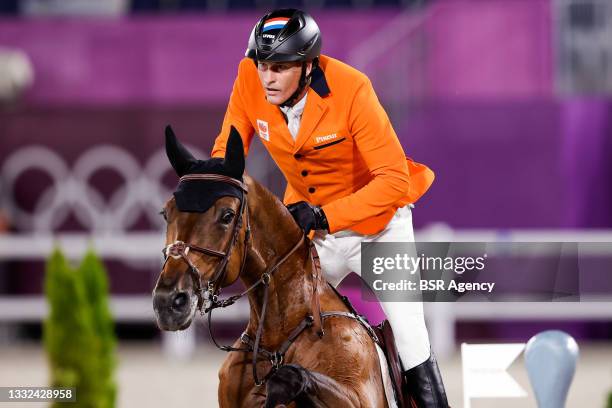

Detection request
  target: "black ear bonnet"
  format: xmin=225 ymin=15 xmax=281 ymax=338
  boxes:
xmin=165 ymin=125 xmax=245 ymax=212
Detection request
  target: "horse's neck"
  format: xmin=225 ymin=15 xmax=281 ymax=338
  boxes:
xmin=241 ymin=176 xmax=313 ymax=337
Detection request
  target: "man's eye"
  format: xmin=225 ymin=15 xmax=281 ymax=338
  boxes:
xmin=220 ymin=210 xmax=235 ymax=225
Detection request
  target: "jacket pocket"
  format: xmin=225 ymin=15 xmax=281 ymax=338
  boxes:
xmin=313 ymin=137 xmax=346 ymax=150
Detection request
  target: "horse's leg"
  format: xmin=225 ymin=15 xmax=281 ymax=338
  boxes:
xmin=265 ymin=364 xmax=360 ymax=408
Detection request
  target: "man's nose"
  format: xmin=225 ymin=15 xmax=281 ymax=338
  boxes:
xmin=262 ymin=70 xmax=276 ymax=85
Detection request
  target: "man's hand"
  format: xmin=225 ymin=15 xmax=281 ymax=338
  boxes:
xmin=286 ymin=201 xmax=329 ymax=235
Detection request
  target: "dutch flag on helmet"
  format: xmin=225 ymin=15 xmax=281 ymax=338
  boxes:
xmin=262 ymin=17 xmax=290 ymax=32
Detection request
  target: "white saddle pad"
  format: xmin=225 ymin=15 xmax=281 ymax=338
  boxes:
xmin=375 ymin=343 xmax=399 ymax=408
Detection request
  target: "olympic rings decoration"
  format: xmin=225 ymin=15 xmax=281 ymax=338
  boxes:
xmin=0 ymin=144 xmax=207 ymax=233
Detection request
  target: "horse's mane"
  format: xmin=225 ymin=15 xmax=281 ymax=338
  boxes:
xmin=243 ymin=173 xmax=301 ymax=237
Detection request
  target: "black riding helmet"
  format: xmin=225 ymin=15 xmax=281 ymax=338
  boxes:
xmin=246 ymin=9 xmax=322 ymax=107
xmin=246 ymin=8 xmax=321 ymax=62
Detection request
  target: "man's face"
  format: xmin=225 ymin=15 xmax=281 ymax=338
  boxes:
xmin=257 ymin=61 xmax=308 ymax=105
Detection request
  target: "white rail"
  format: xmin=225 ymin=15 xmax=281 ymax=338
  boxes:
xmin=0 ymin=295 xmax=249 ymax=323
xmin=0 ymin=233 xmax=163 ymax=260
xmin=2 ymin=229 xmax=612 ymax=260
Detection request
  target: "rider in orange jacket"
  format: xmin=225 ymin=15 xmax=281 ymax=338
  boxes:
xmin=211 ymin=9 xmax=448 ymax=407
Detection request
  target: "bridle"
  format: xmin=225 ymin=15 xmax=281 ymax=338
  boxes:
xmin=161 ymin=173 xmax=308 ymax=386
xmin=162 ymin=173 xmax=251 ymax=311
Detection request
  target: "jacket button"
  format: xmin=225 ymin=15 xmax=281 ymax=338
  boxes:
xmin=308 ymin=187 xmax=316 ymax=193
xmin=294 ymin=153 xmax=302 ymax=159
xmin=301 ymin=170 xmax=308 ymax=177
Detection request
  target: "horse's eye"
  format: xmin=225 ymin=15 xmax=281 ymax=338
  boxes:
xmin=220 ymin=210 xmax=235 ymax=225
xmin=159 ymin=209 xmax=167 ymax=221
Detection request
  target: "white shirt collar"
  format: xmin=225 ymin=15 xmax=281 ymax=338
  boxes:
xmin=279 ymin=92 xmax=308 ymax=118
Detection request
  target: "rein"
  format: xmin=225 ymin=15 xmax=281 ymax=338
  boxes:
xmin=162 ymin=173 xmax=320 ymax=386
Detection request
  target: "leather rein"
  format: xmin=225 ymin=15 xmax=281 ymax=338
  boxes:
xmin=162 ymin=173 xmax=321 ymax=386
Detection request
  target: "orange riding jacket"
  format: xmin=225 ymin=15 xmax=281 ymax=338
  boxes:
xmin=211 ymin=55 xmax=434 ymax=235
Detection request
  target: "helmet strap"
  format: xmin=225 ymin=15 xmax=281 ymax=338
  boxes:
xmin=280 ymin=62 xmax=311 ymax=108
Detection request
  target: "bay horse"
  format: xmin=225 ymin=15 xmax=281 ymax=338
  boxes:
xmin=153 ymin=126 xmax=396 ymax=407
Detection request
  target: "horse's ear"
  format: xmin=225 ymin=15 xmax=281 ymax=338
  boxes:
xmin=223 ymin=126 xmax=245 ymax=178
xmin=165 ymin=125 xmax=196 ymax=177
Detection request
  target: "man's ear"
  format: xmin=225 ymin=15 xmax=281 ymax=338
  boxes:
xmin=305 ymin=60 xmax=313 ymax=77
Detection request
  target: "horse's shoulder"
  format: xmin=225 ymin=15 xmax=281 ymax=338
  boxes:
xmin=218 ymin=341 xmax=250 ymax=376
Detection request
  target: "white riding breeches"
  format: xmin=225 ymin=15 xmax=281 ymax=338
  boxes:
xmin=312 ymin=204 xmax=431 ymax=370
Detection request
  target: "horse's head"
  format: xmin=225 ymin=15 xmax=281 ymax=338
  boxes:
xmin=153 ymin=125 xmax=249 ymax=331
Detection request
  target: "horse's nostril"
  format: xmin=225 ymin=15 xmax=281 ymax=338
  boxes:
xmin=172 ymin=292 xmax=189 ymax=310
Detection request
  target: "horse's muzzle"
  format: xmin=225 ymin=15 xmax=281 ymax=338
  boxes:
xmin=153 ymin=289 xmax=197 ymax=331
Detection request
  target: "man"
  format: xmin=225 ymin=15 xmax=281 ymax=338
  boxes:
xmin=211 ymin=8 xmax=448 ymax=407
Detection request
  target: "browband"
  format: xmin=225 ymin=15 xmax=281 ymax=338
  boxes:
xmin=179 ymin=174 xmax=248 ymax=193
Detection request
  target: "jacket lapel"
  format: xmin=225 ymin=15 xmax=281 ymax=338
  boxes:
xmin=293 ymin=88 xmax=328 ymax=153
xmin=269 ymin=105 xmax=295 ymax=148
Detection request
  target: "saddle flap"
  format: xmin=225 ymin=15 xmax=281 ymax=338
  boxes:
xmin=309 ymin=242 xmax=324 ymax=337
xmin=373 ymin=319 xmax=406 ymax=407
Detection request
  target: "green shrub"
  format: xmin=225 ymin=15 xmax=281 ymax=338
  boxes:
xmin=79 ymin=249 xmax=117 ymax=407
xmin=44 ymin=248 xmax=117 ymax=407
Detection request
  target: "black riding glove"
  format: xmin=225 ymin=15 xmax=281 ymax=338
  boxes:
xmin=286 ymin=201 xmax=329 ymax=235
